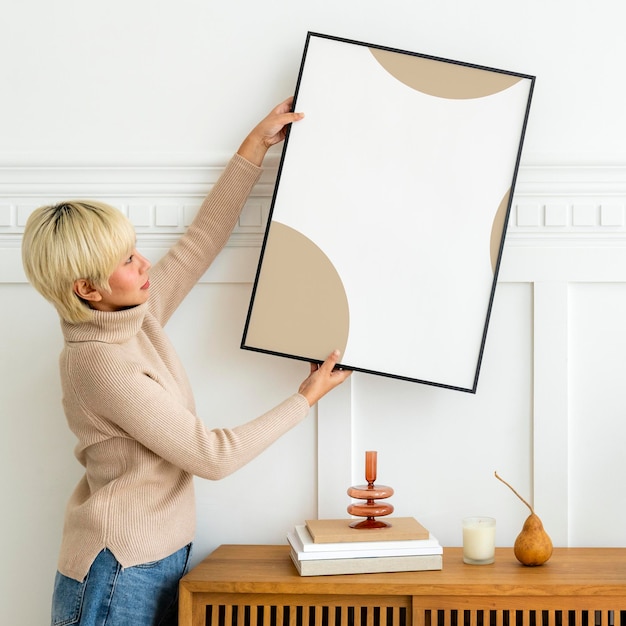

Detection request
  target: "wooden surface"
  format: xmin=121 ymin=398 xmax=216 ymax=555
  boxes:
xmin=179 ymin=544 xmax=626 ymax=626
xmin=182 ymin=544 xmax=626 ymax=595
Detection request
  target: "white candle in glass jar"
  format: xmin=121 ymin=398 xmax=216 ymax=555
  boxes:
xmin=462 ymin=516 xmax=496 ymax=564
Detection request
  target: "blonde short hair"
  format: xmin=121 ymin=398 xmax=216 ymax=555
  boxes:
xmin=22 ymin=200 xmax=136 ymax=324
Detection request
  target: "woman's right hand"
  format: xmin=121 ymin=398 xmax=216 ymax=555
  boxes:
xmin=237 ymin=97 xmax=304 ymax=167
xmin=298 ymin=350 xmax=352 ymax=407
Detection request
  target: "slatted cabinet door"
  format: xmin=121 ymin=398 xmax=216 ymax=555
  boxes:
xmin=201 ymin=594 xmax=411 ymax=626
xmin=414 ymin=598 xmax=626 ymax=626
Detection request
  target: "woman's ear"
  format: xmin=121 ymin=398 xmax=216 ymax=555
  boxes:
xmin=73 ymin=279 xmax=102 ymax=303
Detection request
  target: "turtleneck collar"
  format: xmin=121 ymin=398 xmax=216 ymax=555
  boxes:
xmin=61 ymin=302 xmax=148 ymax=344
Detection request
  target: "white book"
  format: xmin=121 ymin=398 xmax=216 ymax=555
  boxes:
xmin=288 ymin=530 xmax=443 ymax=560
xmin=289 ymin=548 xmax=443 ymax=576
xmin=294 ymin=524 xmax=442 ymax=554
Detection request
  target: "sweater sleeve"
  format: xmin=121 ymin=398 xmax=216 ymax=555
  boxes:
xmin=148 ymin=153 xmax=262 ymax=325
xmin=66 ymin=345 xmax=310 ymax=480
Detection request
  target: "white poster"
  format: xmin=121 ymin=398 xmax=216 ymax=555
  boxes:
xmin=242 ymin=33 xmax=534 ymax=393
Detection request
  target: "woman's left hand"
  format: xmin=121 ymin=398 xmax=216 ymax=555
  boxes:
xmin=298 ymin=350 xmax=352 ymax=407
xmin=237 ymin=97 xmax=304 ymax=166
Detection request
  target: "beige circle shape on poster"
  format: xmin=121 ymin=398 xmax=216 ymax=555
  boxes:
xmin=490 ymin=189 xmax=511 ymax=274
xmin=369 ymin=48 xmax=523 ymax=99
xmin=245 ymin=222 xmax=350 ymax=360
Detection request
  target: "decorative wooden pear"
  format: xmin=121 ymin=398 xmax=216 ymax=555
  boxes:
xmin=495 ymin=471 xmax=553 ymax=566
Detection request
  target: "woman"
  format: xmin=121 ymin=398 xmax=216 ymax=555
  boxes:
xmin=22 ymin=98 xmax=351 ymax=626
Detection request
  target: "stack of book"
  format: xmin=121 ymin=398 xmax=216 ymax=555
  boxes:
xmin=287 ymin=517 xmax=443 ymax=576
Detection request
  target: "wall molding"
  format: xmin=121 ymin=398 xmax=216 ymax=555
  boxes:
xmin=3 ymin=161 xmax=626 ymax=283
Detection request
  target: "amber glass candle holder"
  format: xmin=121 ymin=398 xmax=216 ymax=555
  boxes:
xmin=347 ymin=451 xmax=394 ymax=529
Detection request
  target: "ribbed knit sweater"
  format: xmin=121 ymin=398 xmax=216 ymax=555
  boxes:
xmin=57 ymin=154 xmax=310 ymax=581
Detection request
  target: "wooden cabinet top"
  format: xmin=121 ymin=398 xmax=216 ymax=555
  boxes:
xmin=181 ymin=545 xmax=626 ymax=597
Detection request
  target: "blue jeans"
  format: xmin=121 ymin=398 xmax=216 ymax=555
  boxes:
xmin=51 ymin=543 xmax=192 ymax=626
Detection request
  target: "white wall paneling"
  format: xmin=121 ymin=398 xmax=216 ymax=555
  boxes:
xmin=3 ymin=160 xmax=626 ymax=621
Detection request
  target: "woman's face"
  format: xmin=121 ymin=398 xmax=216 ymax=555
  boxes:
xmin=90 ymin=249 xmax=152 ymax=312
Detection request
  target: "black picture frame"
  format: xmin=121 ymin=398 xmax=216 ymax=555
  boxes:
xmin=241 ymin=32 xmax=535 ymax=393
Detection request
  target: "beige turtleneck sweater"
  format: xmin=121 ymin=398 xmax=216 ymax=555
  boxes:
xmin=57 ymin=154 xmax=310 ymax=581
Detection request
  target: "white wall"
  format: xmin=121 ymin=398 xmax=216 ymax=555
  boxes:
xmin=3 ymin=1 xmax=626 ymax=624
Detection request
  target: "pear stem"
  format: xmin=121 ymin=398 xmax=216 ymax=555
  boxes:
xmin=494 ymin=471 xmax=534 ymax=515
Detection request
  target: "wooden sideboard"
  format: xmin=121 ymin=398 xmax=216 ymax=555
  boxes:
xmin=179 ymin=545 xmax=626 ymax=626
